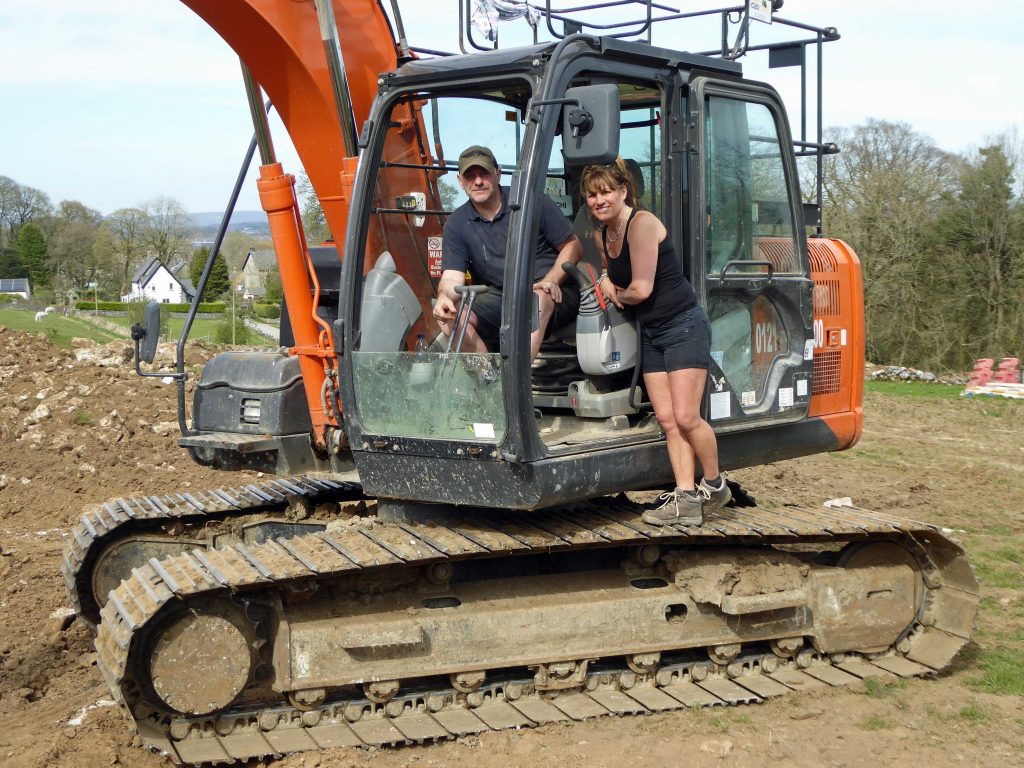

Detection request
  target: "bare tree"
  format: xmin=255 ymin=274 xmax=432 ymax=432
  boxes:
xmin=141 ymin=196 xmax=194 ymax=263
xmin=0 ymin=176 xmax=52 ymax=246
xmin=821 ymin=119 xmax=958 ymax=367
xmin=97 ymin=207 xmax=148 ymax=295
xmin=47 ymin=200 xmax=103 ymax=293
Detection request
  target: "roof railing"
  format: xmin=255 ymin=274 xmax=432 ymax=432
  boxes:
xmin=413 ymin=0 xmax=841 ymax=235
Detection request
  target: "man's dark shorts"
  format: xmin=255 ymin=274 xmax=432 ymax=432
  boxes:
xmin=641 ymin=304 xmax=710 ymax=373
xmin=464 ymin=283 xmax=581 ymax=346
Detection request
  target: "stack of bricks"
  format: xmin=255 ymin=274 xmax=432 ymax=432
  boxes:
xmin=962 ymin=357 xmax=1024 ymax=398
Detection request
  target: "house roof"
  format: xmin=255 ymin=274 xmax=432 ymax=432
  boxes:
xmin=130 ymin=255 xmax=163 ymax=285
xmin=242 ymin=249 xmax=277 ymax=271
xmin=0 ymin=278 xmax=29 ymax=293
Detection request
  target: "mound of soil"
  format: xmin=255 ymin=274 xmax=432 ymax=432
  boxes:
xmin=0 ymin=326 xmax=1020 ymax=768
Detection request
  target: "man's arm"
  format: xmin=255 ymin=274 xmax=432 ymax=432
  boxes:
xmin=433 ymin=269 xmax=467 ymax=321
xmin=533 ymin=196 xmax=583 ymax=302
xmin=534 ymin=235 xmax=582 ymax=302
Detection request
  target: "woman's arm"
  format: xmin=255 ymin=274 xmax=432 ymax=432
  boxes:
xmin=594 ymin=229 xmax=622 ymax=308
xmin=615 ymin=211 xmax=663 ymax=306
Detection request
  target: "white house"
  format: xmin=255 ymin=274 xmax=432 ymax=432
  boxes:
xmin=121 ymin=256 xmax=195 ymax=303
xmin=0 ymin=278 xmax=30 ymax=300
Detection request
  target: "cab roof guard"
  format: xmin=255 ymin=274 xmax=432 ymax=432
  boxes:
xmin=410 ymin=0 xmax=838 ymax=236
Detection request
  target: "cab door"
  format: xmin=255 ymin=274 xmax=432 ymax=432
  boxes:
xmin=688 ymin=76 xmax=814 ymax=432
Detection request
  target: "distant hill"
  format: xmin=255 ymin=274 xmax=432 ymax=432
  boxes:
xmin=190 ymin=210 xmax=269 ymax=238
xmin=190 ymin=210 xmax=267 ymax=228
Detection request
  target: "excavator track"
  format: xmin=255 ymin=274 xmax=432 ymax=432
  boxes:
xmin=91 ymin=495 xmax=979 ymax=765
xmin=61 ymin=473 xmax=365 ymax=625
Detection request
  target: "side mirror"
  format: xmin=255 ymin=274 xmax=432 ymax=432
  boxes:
xmin=131 ymin=300 xmax=161 ymax=364
xmin=562 ymin=84 xmax=619 ymax=165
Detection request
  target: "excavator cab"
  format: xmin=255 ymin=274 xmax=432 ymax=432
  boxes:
xmin=338 ymin=39 xmax=817 ymax=512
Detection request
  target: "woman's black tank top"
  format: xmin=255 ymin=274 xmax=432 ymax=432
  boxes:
xmin=604 ymin=209 xmax=697 ymax=326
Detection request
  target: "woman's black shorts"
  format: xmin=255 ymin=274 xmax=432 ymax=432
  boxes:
xmin=640 ymin=304 xmax=711 ymax=373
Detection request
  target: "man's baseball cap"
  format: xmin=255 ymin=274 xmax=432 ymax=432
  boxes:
xmin=458 ymin=145 xmax=498 ymax=175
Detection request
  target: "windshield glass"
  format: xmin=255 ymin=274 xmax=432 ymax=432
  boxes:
xmin=350 ymin=85 xmax=534 ymax=443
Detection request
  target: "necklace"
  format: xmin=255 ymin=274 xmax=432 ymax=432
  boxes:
xmin=605 ymin=208 xmax=628 ymax=245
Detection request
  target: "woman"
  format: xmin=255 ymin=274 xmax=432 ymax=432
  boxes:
xmin=581 ymin=158 xmax=729 ymax=526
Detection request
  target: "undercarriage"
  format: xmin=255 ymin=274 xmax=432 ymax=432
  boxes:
xmin=66 ymin=480 xmax=978 ymax=764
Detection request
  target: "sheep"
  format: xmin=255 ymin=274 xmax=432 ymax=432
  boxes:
xmin=34 ymin=311 xmax=47 ymax=322
xmin=44 ymin=306 xmax=55 ymax=314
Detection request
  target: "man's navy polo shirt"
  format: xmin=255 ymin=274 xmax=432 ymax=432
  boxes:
xmin=441 ymin=187 xmax=574 ymax=289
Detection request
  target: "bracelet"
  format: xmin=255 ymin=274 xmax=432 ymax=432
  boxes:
xmin=598 ymin=271 xmax=608 ymax=282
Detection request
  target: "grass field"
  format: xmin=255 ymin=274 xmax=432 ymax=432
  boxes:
xmin=0 ymin=307 xmax=123 ymax=347
xmin=0 ymin=307 xmax=275 ymax=348
xmin=99 ymin=313 xmax=276 ymax=347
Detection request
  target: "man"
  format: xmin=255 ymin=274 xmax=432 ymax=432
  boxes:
xmin=433 ymin=145 xmax=583 ymax=360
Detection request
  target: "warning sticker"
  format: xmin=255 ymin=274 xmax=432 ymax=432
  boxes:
xmin=428 ymin=236 xmax=443 ymax=278
xmin=473 ymin=422 xmax=495 ymax=439
xmin=710 ymin=391 xmax=731 ymax=420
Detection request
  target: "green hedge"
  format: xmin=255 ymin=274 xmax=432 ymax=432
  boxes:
xmin=75 ymin=301 xmax=226 ymax=313
xmin=253 ymin=303 xmax=281 ymax=319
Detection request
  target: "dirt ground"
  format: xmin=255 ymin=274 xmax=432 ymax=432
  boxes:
xmin=0 ymin=325 xmax=1021 ymax=768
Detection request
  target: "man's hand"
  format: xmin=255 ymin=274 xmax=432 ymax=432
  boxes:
xmin=433 ymin=294 xmax=458 ymax=321
xmin=532 ymin=279 xmax=563 ymax=304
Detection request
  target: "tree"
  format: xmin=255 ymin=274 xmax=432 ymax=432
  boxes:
xmin=933 ymin=138 xmax=1024 ymax=368
xmin=438 ymin=179 xmax=459 ymax=211
xmin=16 ymin=223 xmax=48 ymax=288
xmin=820 ymin=119 xmax=958 ymax=367
xmin=190 ymin=246 xmax=231 ymax=300
xmin=97 ymin=207 xmax=148 ymax=295
xmin=190 ymin=246 xmax=211 ymax=290
xmin=141 ymin=196 xmax=193 ymax=262
xmin=263 ymin=267 xmax=283 ymax=304
xmin=220 ymin=231 xmax=257 ymax=274
xmin=202 ymin=251 xmax=231 ymax=301
xmin=0 ymin=249 xmax=26 ymax=279
xmin=297 ymin=172 xmax=330 ymax=245
xmin=0 ymin=176 xmax=52 ymax=247
xmin=46 ymin=200 xmax=103 ymax=292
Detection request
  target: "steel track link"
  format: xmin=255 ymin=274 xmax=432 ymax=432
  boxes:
xmin=62 ymin=473 xmax=365 ymax=623
xmin=91 ymin=498 xmax=979 ymax=765
xmin=133 ymin=651 xmax=931 ymax=764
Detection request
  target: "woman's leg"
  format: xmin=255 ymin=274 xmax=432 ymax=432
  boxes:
xmin=644 ymin=370 xmax=697 ymax=491
xmin=666 ymin=367 xmax=720 ymax=480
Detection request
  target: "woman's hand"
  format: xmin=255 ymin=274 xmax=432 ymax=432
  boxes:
xmin=599 ymin=275 xmax=623 ymax=309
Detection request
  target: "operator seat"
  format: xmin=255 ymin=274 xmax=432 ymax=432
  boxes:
xmin=359 ymin=251 xmax=422 ymax=352
xmin=532 ymin=160 xmax=646 ymax=401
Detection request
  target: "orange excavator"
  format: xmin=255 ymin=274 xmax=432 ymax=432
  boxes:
xmin=63 ymin=2 xmax=977 ymax=764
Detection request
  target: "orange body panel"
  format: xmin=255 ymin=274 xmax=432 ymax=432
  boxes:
xmin=807 ymin=238 xmax=864 ymax=449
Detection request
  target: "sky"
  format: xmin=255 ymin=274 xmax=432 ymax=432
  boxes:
xmin=0 ymin=1 xmax=1021 ymax=216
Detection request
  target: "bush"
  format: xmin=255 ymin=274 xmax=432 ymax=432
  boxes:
xmin=253 ymin=303 xmax=281 ymax=319
xmin=74 ymin=300 xmax=226 ymax=313
xmin=0 ymin=294 xmax=15 ymax=304
xmin=213 ymin=314 xmax=253 ymax=345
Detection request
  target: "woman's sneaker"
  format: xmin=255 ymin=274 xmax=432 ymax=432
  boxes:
xmin=698 ymin=475 xmax=732 ymax=514
xmin=642 ymin=488 xmax=703 ymax=527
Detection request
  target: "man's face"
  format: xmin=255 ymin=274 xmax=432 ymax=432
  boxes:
xmin=458 ymin=165 xmax=499 ymax=207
